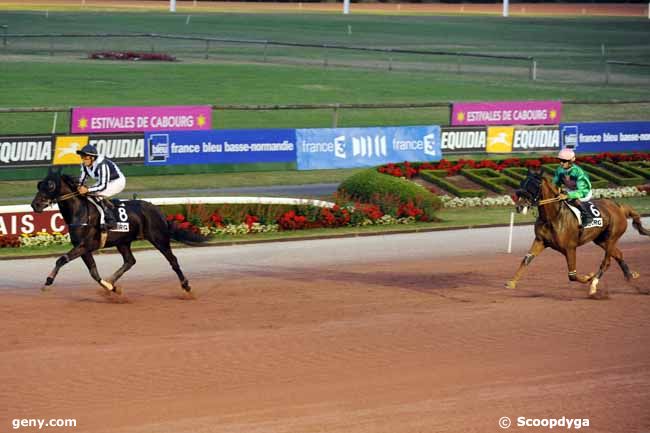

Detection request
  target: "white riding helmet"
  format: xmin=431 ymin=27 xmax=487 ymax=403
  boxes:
xmin=557 ymin=148 xmax=575 ymax=161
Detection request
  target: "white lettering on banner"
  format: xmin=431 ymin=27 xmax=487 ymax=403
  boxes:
xmin=91 ymin=116 xmax=136 ymax=130
xmin=393 ymin=139 xmax=423 ymax=151
xmin=0 ymin=140 xmax=52 ymax=164
xmin=603 ymin=132 xmax=618 ymax=142
xmin=0 ymin=212 xmax=67 ymax=235
xmin=51 ymin=213 xmax=65 ymax=232
xmin=150 ymin=115 xmax=195 ymax=128
xmin=441 ymin=130 xmax=486 ymax=150
xmin=171 ymin=143 xmax=200 ymax=153
xmin=221 ymin=141 xmax=294 ymax=153
xmin=513 ymin=109 xmax=548 ymax=121
xmin=202 ymin=142 xmax=223 ymax=153
xmin=467 ymin=111 xmax=501 ymax=122
xmin=579 ymin=133 xmax=601 ymax=143
xmin=301 ymin=141 xmax=334 ymax=153
xmin=352 ymin=136 xmax=387 ymax=158
xmin=90 ymin=138 xmax=144 ymax=158
xmin=334 ymin=136 xmax=346 ymax=159
xmin=513 ymin=129 xmax=559 ymax=150
xmin=619 ymin=132 xmax=640 ymax=142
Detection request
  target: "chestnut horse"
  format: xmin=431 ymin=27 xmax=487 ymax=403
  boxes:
xmin=31 ymin=167 xmax=208 ymax=296
xmin=506 ymin=167 xmax=649 ymax=298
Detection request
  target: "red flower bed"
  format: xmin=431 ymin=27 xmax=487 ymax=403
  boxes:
xmin=378 ymin=152 xmax=650 ymax=178
xmin=165 ymin=213 xmax=200 ymax=233
xmin=89 ymin=51 xmax=176 ymax=61
xmin=0 ymin=234 xmax=21 ymax=248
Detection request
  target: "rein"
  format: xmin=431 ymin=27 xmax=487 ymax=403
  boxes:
xmin=55 ymin=191 xmax=80 ymax=202
xmin=538 ymin=196 xmax=564 ymax=206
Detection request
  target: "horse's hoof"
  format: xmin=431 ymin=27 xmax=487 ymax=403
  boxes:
xmin=588 ymin=278 xmax=599 ymax=297
xmin=113 ymin=285 xmax=123 ymax=296
xmin=100 ymin=279 xmax=115 ymax=292
xmin=40 ymin=285 xmax=51 ymax=292
xmin=504 ymin=281 xmax=517 ymax=289
xmin=631 ymin=271 xmax=640 ymax=280
xmin=45 ymin=277 xmax=54 ymax=285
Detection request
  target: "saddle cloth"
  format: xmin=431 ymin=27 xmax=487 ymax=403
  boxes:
xmin=565 ymin=201 xmax=603 ymax=228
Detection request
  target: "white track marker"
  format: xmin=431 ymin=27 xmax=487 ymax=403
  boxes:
xmin=51 ymin=112 xmax=58 ymax=134
xmin=186 ymin=15 xmax=191 ymax=25
xmin=347 ymin=25 xmax=352 ymax=35
xmin=507 ymin=211 xmax=515 ymax=253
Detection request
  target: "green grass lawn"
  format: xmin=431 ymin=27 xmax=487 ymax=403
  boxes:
xmin=1 ymin=11 xmax=650 ymax=133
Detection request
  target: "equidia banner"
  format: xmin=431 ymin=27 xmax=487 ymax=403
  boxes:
xmin=451 ymin=101 xmax=562 ymax=127
xmin=71 ymin=105 xmax=212 ymax=134
xmin=560 ymin=121 xmax=650 ymax=153
xmin=53 ymin=134 xmax=144 ymax=165
xmin=144 ymin=129 xmax=296 ymax=165
xmin=296 ymin=126 xmax=441 ymax=170
xmin=0 ymin=135 xmax=53 ymax=167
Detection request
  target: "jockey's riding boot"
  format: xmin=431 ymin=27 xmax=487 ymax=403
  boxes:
xmin=576 ymin=201 xmax=593 ymax=228
xmin=99 ymin=198 xmax=117 ymax=231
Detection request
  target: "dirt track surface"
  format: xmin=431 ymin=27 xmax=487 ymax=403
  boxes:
xmin=1 ymin=225 xmax=650 ymax=433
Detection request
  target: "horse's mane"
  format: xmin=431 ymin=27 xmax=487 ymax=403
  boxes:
xmin=59 ymin=173 xmax=80 ymax=189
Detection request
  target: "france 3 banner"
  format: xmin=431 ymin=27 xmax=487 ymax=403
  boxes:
xmin=296 ymin=126 xmax=441 ymax=170
xmin=144 ymin=129 xmax=296 ymax=166
xmin=560 ymin=121 xmax=650 ymax=153
xmin=52 ymin=134 xmax=144 ymax=165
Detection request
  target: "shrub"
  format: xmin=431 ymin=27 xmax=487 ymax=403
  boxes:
xmin=339 ymin=168 xmax=441 ymax=220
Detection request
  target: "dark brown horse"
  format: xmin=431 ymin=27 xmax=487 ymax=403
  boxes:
xmin=506 ymin=167 xmax=649 ymax=298
xmin=31 ymin=167 xmax=208 ymax=296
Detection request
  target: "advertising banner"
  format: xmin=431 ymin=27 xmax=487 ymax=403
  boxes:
xmin=484 ymin=125 xmax=560 ymax=154
xmin=71 ymin=105 xmax=212 ymax=133
xmin=0 ymin=210 xmax=66 ymax=236
xmin=560 ymin=121 xmax=650 ymax=153
xmin=53 ymin=133 xmax=144 ymax=165
xmin=0 ymin=135 xmax=53 ymax=167
xmin=451 ymin=100 xmax=562 ymax=126
xmin=296 ymin=125 xmax=441 ymax=170
xmin=440 ymin=127 xmax=487 ymax=154
xmin=144 ymin=129 xmax=296 ymax=166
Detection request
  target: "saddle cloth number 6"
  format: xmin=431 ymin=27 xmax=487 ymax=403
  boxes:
xmin=589 ymin=203 xmax=601 ymax=217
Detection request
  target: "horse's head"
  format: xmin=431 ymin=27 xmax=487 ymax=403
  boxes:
xmin=514 ymin=167 xmax=544 ymax=214
xmin=31 ymin=167 xmax=78 ymax=212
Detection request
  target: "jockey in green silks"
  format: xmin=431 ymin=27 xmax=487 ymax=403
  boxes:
xmin=552 ymin=148 xmax=593 ymax=227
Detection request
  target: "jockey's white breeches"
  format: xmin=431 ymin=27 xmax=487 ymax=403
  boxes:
xmin=89 ymin=178 xmax=125 ymax=225
xmin=571 ymin=190 xmax=592 ymax=201
xmin=93 ymin=177 xmax=126 ymax=198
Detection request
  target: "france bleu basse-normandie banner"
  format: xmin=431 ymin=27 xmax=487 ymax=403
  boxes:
xmin=144 ymin=129 xmax=296 ymax=165
xmin=561 ymin=121 xmax=650 ymax=153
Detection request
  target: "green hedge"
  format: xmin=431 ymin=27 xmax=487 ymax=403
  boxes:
xmin=582 ymin=163 xmax=644 ymax=187
xmin=339 ymin=168 xmax=442 ymax=219
xmin=419 ymin=170 xmax=486 ymax=198
xmin=460 ymin=168 xmax=520 ymax=194
xmin=620 ymin=161 xmax=650 ymax=179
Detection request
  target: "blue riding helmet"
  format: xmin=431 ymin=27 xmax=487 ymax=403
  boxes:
xmin=76 ymin=144 xmax=99 ymax=157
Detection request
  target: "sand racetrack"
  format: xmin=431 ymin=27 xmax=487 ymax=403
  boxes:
xmin=1 ymin=224 xmax=649 ymax=433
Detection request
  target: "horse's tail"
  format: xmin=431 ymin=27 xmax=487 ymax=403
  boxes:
xmin=167 ymin=221 xmax=211 ymax=246
xmin=620 ymin=204 xmax=650 ymax=236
